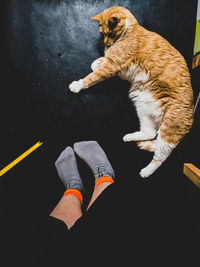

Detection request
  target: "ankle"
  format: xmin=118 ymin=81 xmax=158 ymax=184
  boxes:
xmin=94 ymin=176 xmax=114 ymax=190
xmin=86 ymin=181 xmax=113 ymax=211
xmin=63 ymin=188 xmax=83 ymax=205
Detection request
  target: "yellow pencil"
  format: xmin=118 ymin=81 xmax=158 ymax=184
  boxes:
xmin=0 ymin=141 xmax=43 ymax=177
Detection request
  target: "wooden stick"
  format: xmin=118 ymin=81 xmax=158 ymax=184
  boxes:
xmin=183 ymin=163 xmax=200 ymax=188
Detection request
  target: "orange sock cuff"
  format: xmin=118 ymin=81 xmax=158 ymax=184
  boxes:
xmin=94 ymin=176 xmax=114 ymax=190
xmin=63 ymin=189 xmax=83 ymax=205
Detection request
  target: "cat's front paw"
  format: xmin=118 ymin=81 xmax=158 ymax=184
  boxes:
xmin=91 ymin=58 xmax=104 ymax=71
xmin=69 ymin=79 xmax=84 ymax=93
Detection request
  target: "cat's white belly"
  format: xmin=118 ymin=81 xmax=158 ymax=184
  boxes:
xmin=118 ymin=63 xmax=162 ymax=130
xmin=129 ymin=90 xmax=162 ymax=131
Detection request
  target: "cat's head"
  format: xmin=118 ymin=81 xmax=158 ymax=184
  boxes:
xmin=91 ymin=6 xmax=138 ymax=47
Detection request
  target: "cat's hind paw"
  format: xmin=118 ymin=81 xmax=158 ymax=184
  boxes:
xmin=123 ymin=131 xmax=156 ymax=142
xmin=123 ymin=132 xmax=142 ymax=142
xmin=123 ymin=133 xmax=135 ymax=142
xmin=139 ymin=167 xmax=151 ymax=178
xmin=69 ymin=79 xmax=84 ymax=93
xmin=139 ymin=160 xmax=161 ymax=178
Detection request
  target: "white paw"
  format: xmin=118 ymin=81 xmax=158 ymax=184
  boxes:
xmin=139 ymin=162 xmax=158 ymax=178
xmin=123 ymin=133 xmax=138 ymax=142
xmin=123 ymin=131 xmax=156 ymax=142
xmin=69 ymin=79 xmax=83 ymax=93
xmin=139 ymin=167 xmax=151 ymax=178
xmin=91 ymin=59 xmax=103 ymax=71
xmin=123 ymin=134 xmax=133 ymax=142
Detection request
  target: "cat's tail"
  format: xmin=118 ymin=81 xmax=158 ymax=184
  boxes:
xmin=136 ymin=140 xmax=156 ymax=152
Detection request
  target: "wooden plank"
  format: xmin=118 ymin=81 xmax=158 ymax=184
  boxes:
xmin=183 ymin=163 xmax=200 ymax=188
xmin=192 ymin=53 xmax=200 ymax=69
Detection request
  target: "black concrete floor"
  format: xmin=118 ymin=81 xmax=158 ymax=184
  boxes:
xmin=0 ymin=0 xmax=199 ymax=264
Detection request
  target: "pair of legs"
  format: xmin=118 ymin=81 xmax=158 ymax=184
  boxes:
xmin=50 ymin=181 xmax=112 ymax=229
xmin=50 ymin=141 xmax=115 ymax=229
xmin=123 ymin=99 xmax=177 ymax=178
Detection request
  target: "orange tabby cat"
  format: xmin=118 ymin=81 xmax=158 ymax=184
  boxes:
xmin=69 ymin=6 xmax=194 ymax=178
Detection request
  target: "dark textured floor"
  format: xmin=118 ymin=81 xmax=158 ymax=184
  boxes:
xmin=0 ymin=0 xmax=200 ymax=264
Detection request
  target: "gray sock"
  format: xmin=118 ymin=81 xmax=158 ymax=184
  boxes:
xmin=55 ymin=146 xmax=84 ymax=194
xmin=73 ymin=141 xmax=115 ymax=182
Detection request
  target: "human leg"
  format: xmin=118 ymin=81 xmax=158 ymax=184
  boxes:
xmin=87 ymin=181 xmax=112 ymax=210
xmin=50 ymin=194 xmax=82 ymax=230
xmin=73 ymin=141 xmax=115 ymax=210
xmin=50 ymin=146 xmax=84 ymax=229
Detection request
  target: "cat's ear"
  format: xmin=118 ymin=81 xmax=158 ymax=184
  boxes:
xmin=108 ymin=16 xmax=120 ymax=29
xmin=90 ymin=14 xmax=101 ymax=23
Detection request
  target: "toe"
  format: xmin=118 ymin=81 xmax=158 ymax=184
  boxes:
xmin=73 ymin=142 xmax=85 ymax=153
xmin=56 ymin=146 xmax=74 ymax=164
xmin=123 ymin=134 xmax=131 ymax=142
xmin=64 ymin=146 xmax=74 ymax=155
xmin=139 ymin=168 xmax=150 ymax=178
xmin=74 ymin=141 xmax=98 ymax=150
